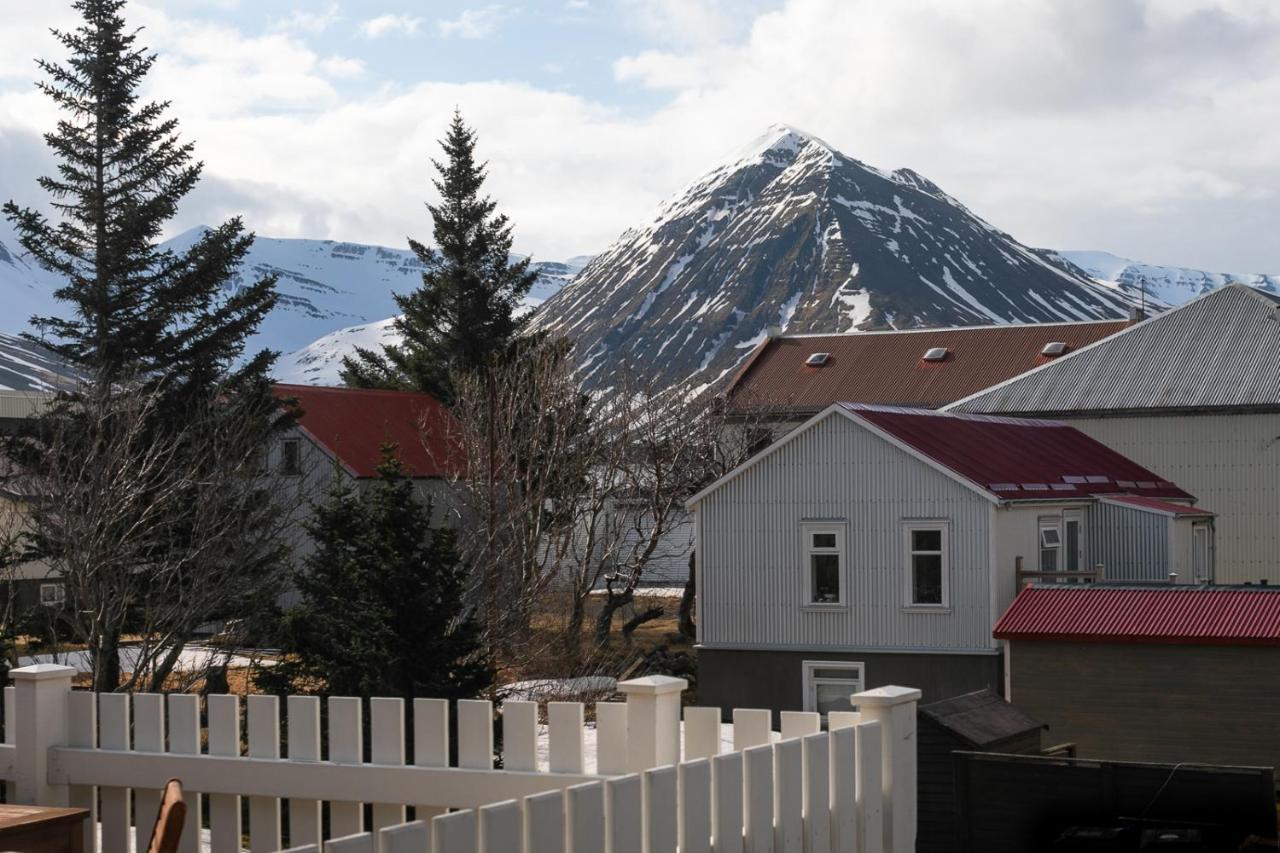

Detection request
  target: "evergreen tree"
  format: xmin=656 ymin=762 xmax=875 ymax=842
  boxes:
xmin=341 ymin=111 xmax=538 ymax=402
xmin=2 ymin=0 xmax=278 ymax=402
xmin=261 ymin=447 xmax=493 ymax=700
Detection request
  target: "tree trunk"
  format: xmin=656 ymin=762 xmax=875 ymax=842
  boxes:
xmin=677 ymin=552 xmax=696 ymax=640
xmin=594 ymin=580 xmax=633 ymax=646
xmin=622 ymin=606 xmax=664 ymax=644
xmin=93 ymin=633 xmax=121 ymax=693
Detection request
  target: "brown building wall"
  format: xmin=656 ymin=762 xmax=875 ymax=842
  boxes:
xmin=1008 ymin=640 xmax=1280 ymax=771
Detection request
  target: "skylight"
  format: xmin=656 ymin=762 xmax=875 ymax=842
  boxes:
xmin=1041 ymin=341 xmax=1068 ymax=356
xmin=922 ymin=347 xmax=948 ymax=362
xmin=805 ymin=352 xmax=831 ymax=367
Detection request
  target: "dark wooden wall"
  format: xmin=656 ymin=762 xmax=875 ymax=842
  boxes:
xmin=1008 ymin=640 xmax=1280 ymax=771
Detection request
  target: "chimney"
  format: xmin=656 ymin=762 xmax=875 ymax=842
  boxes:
xmin=765 ymin=324 xmax=782 ymax=338
xmin=1129 ymin=306 xmax=1147 ymax=323
xmin=1168 ymin=572 xmax=1178 ymax=584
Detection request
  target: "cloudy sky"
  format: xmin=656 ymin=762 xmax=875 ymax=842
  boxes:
xmin=1 ymin=0 xmax=1277 ymax=271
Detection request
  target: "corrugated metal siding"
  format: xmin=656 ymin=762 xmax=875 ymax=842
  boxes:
xmin=1088 ymin=501 xmax=1170 ymax=582
xmin=950 ymin=286 xmax=1280 ymax=414
xmin=1073 ymin=413 xmax=1280 ymax=584
xmin=0 ymin=391 xmax=52 ymax=420
xmin=699 ymin=412 xmax=994 ymax=651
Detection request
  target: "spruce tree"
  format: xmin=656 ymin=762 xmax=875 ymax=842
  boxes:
xmin=341 ymin=111 xmax=538 ymax=402
xmin=261 ymin=448 xmax=493 ymax=700
xmin=2 ymin=0 xmax=278 ymax=402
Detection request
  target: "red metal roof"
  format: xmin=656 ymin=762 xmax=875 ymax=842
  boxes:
xmin=726 ymin=320 xmax=1129 ymax=412
xmin=994 ymin=585 xmax=1280 ymax=646
xmin=1100 ymin=494 xmax=1215 ymax=517
xmin=273 ymin=384 xmax=459 ymax=479
xmin=842 ymin=404 xmax=1194 ymax=502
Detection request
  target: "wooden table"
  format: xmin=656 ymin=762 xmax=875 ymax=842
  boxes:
xmin=0 ymin=805 xmax=90 ymax=853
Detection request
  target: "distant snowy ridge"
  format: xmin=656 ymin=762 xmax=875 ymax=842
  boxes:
xmin=531 ymin=123 xmax=1149 ymax=393
xmin=1057 ymin=250 xmax=1279 ymax=305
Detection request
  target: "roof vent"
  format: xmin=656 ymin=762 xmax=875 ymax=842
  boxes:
xmin=922 ymin=347 xmax=948 ymax=362
xmin=805 ymin=352 xmax=831 ymax=367
xmin=1041 ymin=341 xmax=1068 ymax=357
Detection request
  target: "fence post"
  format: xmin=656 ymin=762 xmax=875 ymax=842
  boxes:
xmin=618 ymin=675 xmax=687 ymax=772
xmin=851 ymin=686 xmax=921 ymax=853
xmin=10 ymin=663 xmax=76 ymax=806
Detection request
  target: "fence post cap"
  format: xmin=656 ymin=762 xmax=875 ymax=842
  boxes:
xmin=617 ymin=675 xmax=687 ymax=696
xmin=850 ymin=685 xmax=922 ymax=707
xmin=9 ymin=663 xmax=77 ymax=682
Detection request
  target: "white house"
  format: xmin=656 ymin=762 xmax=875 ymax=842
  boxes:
xmin=947 ymin=284 xmax=1280 ymax=584
xmin=687 ymin=403 xmax=1211 ymax=718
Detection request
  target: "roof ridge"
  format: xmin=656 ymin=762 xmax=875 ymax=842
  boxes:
xmin=776 ymin=317 xmax=1129 ymax=340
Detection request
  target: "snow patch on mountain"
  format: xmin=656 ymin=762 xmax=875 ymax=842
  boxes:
xmin=1058 ymin=250 xmax=1280 ymax=305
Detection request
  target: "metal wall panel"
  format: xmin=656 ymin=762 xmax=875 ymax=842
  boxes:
xmin=1087 ymin=501 xmax=1169 ymax=582
xmin=698 ymin=412 xmax=995 ymax=652
xmin=1073 ymin=413 xmax=1280 ymax=584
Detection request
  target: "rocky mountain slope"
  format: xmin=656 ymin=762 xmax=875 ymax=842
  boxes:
xmin=532 ymin=125 xmax=1149 ymax=393
xmin=1059 ymin=250 xmax=1279 ymax=306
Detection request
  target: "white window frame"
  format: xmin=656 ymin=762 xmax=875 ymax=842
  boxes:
xmin=801 ymin=521 xmax=847 ymax=608
xmin=1039 ymin=517 xmax=1062 ymax=572
xmin=802 ymin=660 xmax=864 ymax=715
xmin=39 ymin=583 xmax=65 ymax=607
xmin=1192 ymin=522 xmax=1214 ymax=582
xmin=903 ymin=520 xmax=950 ymax=609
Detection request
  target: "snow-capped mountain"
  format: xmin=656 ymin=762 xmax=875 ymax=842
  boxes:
xmin=0 ymin=331 xmax=79 ymax=392
xmin=1058 ymin=250 xmax=1279 ymax=305
xmin=532 ymin=124 xmax=1149 ymax=393
xmin=0 ymin=215 xmax=582 ymax=389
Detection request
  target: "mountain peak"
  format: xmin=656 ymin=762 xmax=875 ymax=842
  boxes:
xmin=728 ymin=123 xmax=834 ymax=166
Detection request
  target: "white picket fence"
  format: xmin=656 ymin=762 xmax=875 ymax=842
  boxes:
xmin=0 ymin=665 xmax=920 ymax=853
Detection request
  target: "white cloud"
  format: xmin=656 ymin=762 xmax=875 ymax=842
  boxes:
xmin=360 ymin=13 xmax=422 ymax=38
xmin=270 ymin=3 xmax=341 ymax=34
xmin=320 ymin=56 xmax=366 ymax=80
xmin=437 ymin=5 xmax=513 ymax=39
xmin=2 ymin=0 xmax=1279 ymax=274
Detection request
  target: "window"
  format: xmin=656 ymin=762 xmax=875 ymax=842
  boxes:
xmin=280 ymin=439 xmax=302 ymax=475
xmin=248 ymin=446 xmax=268 ymax=475
xmin=802 ymin=523 xmax=845 ymax=605
xmin=802 ymin=661 xmax=864 ymax=716
xmin=905 ymin=523 xmax=948 ymax=606
xmin=1039 ymin=518 xmax=1061 ymax=572
xmin=1064 ymin=512 xmax=1083 ymax=572
xmin=39 ymin=583 xmax=65 ymax=607
xmin=1193 ymin=523 xmax=1213 ymax=581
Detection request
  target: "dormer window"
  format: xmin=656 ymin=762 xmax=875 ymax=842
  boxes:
xmin=1041 ymin=341 xmax=1068 ymax=357
xmin=805 ymin=352 xmax=831 ymax=367
xmin=922 ymin=347 xmax=948 ymax=362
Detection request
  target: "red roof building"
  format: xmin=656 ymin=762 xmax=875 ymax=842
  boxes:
xmin=995 ymin=584 xmax=1280 ymax=646
xmin=272 ymin=384 xmax=459 ymax=479
xmin=838 ymin=404 xmax=1193 ymax=502
xmin=726 ymin=320 xmax=1129 ymax=414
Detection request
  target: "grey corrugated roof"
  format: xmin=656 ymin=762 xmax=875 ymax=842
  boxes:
xmin=946 ymin=285 xmax=1280 ymax=415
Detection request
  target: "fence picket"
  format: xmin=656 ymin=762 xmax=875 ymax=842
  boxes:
xmin=829 ymin=727 xmax=856 ymax=853
xmin=207 ymin=694 xmax=241 ymax=853
xmin=644 ymin=765 xmax=677 ymax=853
xmin=2 ymin=685 xmax=12 ymax=804
xmin=548 ymin=702 xmax=585 ymax=775
xmin=732 ymin=710 xmax=772 ymax=752
xmin=327 ymin=832 xmax=375 ymax=853
xmin=379 ymin=820 xmax=428 ymax=853
xmin=501 ymin=700 xmax=538 ymax=771
xmin=67 ymin=691 xmax=97 ymax=853
xmin=167 ymin=695 xmax=202 ymax=853
xmin=826 ymin=712 xmax=860 ymax=731
xmin=678 ymin=758 xmax=712 ymax=853
xmin=98 ymin=693 xmax=131 ymax=853
xmin=801 ymin=733 xmax=830 ymax=853
xmin=248 ymin=695 xmax=283 ymax=853
xmin=457 ymin=699 xmax=493 ymax=770
xmin=478 ymin=800 xmax=521 ymax=852
xmin=523 ymin=789 xmax=565 ymax=853
xmin=710 ymin=751 xmax=744 ymax=853
xmin=566 ymin=781 xmax=605 ymax=853
xmin=329 ymin=696 xmax=365 ymax=838
xmin=779 ymin=712 xmax=820 ymax=742
xmin=132 ymin=694 xmax=165 ymax=853
xmin=432 ymin=810 xmax=477 ymax=853
xmin=604 ymin=774 xmax=642 ymax=853
xmin=773 ymin=738 xmax=803 ymax=853
xmin=286 ymin=696 xmax=323 ymax=848
xmin=856 ymin=722 xmax=883 ymax=853
xmin=595 ymin=703 xmax=628 ymax=776
xmin=683 ymin=707 xmax=722 ymax=761
xmin=370 ymin=698 xmax=407 ymax=840
xmin=413 ymin=698 xmax=449 ymax=821
xmin=743 ymin=745 xmax=774 ymax=853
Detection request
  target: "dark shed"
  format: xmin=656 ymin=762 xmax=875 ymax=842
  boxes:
xmin=918 ymin=689 xmax=1046 ymax=853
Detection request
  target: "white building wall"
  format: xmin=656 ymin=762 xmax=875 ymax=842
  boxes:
xmin=696 ymin=412 xmax=995 ymax=652
xmin=1069 ymin=412 xmax=1280 ymax=584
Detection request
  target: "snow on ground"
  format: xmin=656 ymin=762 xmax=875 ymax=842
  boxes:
xmin=18 ymin=644 xmax=270 ymax=673
xmin=503 ymin=676 xmax=618 ymax=703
